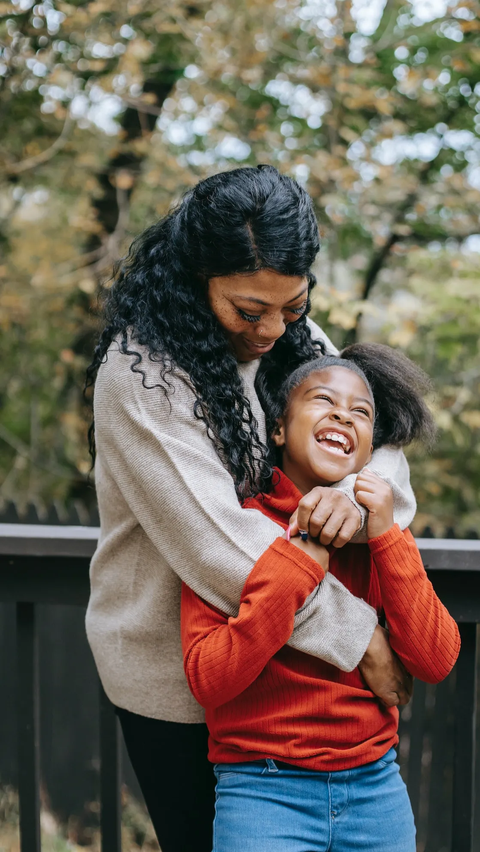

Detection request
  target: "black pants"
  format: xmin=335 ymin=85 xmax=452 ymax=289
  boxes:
xmin=116 ymin=706 xmax=216 ymax=852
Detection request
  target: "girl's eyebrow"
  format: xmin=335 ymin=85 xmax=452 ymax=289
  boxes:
xmin=231 ymin=287 xmax=308 ymax=307
xmin=305 ymin=384 xmax=373 ymax=407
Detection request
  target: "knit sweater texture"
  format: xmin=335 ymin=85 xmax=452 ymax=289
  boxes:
xmin=86 ymin=319 xmax=417 ymax=723
xmin=181 ymin=470 xmax=460 ymax=769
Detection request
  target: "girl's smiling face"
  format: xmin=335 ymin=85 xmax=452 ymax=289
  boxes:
xmin=272 ymin=366 xmax=375 ymax=494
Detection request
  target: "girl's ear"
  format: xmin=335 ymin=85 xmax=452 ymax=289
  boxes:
xmin=272 ymin=418 xmax=286 ymax=447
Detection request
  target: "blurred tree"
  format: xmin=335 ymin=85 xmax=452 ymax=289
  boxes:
xmin=0 ymin=0 xmax=198 ymax=507
xmin=1 ymin=0 xmax=479 ymax=532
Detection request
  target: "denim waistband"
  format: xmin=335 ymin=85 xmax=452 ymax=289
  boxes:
xmin=260 ymin=759 xmax=313 ymax=772
xmin=218 ymin=748 xmax=397 ymax=776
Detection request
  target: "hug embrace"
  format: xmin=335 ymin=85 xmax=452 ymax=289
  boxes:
xmin=85 ymin=166 xmax=460 ymax=852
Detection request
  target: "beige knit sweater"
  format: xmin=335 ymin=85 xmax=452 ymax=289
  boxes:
xmin=86 ymin=319 xmax=416 ymax=723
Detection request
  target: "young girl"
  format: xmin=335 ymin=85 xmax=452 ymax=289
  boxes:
xmin=181 ymin=343 xmax=460 ymax=852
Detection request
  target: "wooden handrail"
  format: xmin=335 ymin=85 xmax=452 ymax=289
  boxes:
xmin=0 ymin=526 xmax=478 ymax=852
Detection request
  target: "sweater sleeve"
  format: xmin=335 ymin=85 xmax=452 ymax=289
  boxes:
xmin=94 ymin=344 xmax=377 ymax=672
xmin=182 ymin=537 xmax=325 ymax=709
xmin=307 ymin=319 xmax=416 ymax=540
xmin=368 ymin=525 xmax=461 ymax=683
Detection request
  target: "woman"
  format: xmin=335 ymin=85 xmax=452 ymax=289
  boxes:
xmin=85 ymin=166 xmax=415 ymax=852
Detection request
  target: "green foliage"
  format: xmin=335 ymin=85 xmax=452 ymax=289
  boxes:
xmin=1 ymin=0 xmax=480 ymax=531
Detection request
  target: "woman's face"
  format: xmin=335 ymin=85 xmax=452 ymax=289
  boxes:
xmin=273 ymin=366 xmax=374 ymax=494
xmin=208 ymin=269 xmax=308 ymax=362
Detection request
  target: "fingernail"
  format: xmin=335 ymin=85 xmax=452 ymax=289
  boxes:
xmin=299 ymin=530 xmax=308 ymax=542
xmin=285 ymin=525 xmax=291 ymax=542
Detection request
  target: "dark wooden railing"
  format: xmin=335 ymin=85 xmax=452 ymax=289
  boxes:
xmin=0 ymin=525 xmax=478 ymax=852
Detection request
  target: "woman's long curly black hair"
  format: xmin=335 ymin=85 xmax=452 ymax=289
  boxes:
xmin=86 ymin=165 xmax=325 ymax=495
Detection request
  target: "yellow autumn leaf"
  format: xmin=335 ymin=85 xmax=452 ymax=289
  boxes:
xmin=328 ymin=306 xmax=358 ymax=330
xmin=388 ymin=320 xmax=419 ymax=348
xmin=435 ymin=411 xmax=454 ymax=431
xmin=459 ymin=411 xmax=480 ymax=430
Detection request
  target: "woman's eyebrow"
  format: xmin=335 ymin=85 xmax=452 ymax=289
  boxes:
xmin=286 ymin=287 xmax=308 ymax=303
xmin=232 ymin=287 xmax=308 ymax=307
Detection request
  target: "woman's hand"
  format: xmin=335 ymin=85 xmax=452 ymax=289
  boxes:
xmin=358 ymin=625 xmax=413 ymax=707
xmin=289 ymin=487 xmax=362 ymax=548
xmin=354 ymin=470 xmax=394 ymax=539
xmin=286 ymin=532 xmax=330 ymax=573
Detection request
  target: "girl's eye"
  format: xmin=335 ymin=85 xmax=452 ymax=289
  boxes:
xmin=354 ymin=408 xmax=371 ymax=417
xmin=315 ymin=394 xmax=333 ymax=404
xmin=236 ymin=308 xmax=261 ymax=323
xmin=288 ymin=300 xmax=308 ymax=317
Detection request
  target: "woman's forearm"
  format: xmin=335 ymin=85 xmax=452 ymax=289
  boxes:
xmin=330 ymin=447 xmax=416 ymax=542
xmin=289 ymin=574 xmax=377 ymax=670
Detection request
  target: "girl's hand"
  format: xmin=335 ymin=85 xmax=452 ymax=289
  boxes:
xmin=354 ymin=470 xmax=394 ymax=539
xmin=285 ymin=530 xmax=330 ymax=573
xmin=289 ymin=487 xmax=362 ymax=548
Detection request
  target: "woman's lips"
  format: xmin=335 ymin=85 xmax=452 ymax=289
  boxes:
xmin=241 ymin=337 xmax=276 ymax=354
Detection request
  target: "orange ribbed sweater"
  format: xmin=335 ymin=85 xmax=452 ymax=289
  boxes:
xmin=181 ymin=470 xmax=460 ymax=771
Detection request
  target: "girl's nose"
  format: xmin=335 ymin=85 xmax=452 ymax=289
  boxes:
xmin=332 ymin=410 xmax=353 ymax=426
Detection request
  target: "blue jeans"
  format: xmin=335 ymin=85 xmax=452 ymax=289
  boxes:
xmin=213 ymin=747 xmax=416 ymax=851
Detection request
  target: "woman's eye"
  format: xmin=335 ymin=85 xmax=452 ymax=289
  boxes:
xmin=288 ymin=300 xmax=308 ymax=316
xmin=236 ymin=308 xmax=261 ymax=323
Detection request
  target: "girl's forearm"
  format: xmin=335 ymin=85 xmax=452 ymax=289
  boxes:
xmin=181 ymin=537 xmax=324 ymax=710
xmin=369 ymin=526 xmax=460 ymax=683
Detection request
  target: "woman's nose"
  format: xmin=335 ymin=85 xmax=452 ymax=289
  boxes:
xmin=257 ymin=313 xmax=286 ymax=341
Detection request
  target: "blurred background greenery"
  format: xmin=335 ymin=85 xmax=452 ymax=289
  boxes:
xmin=1 ymin=0 xmax=480 ymax=535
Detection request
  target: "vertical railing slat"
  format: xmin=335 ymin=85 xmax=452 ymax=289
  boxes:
xmin=16 ymin=601 xmax=41 ymax=852
xmin=425 ymin=678 xmax=451 ymax=851
xmin=406 ymin=678 xmax=427 ymax=825
xmin=452 ymin=622 xmax=477 ymax=852
xmin=99 ymin=683 xmax=122 ymax=852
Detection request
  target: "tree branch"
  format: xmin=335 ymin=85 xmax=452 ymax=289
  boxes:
xmin=344 ymin=163 xmax=437 ymax=344
xmin=56 ymin=184 xmax=130 ymax=285
xmin=122 ymin=95 xmax=165 ymax=117
xmin=347 ymin=111 xmax=461 ymax=341
xmin=4 ymin=110 xmax=74 ymax=176
xmin=0 ymin=423 xmax=73 ymax=478
xmin=371 ymin=0 xmax=402 ymax=53
xmin=361 ymin=231 xmax=401 ymax=303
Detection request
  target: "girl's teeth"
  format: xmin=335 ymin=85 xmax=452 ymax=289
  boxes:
xmin=316 ymin=432 xmax=351 ymax=453
xmin=323 ymin=433 xmax=348 ymax=445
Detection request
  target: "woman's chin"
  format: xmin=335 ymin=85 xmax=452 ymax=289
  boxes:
xmin=231 ymin=336 xmax=277 ymax=362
